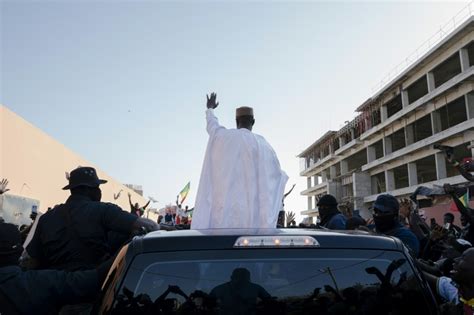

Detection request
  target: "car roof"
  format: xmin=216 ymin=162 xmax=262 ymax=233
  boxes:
xmin=128 ymin=228 xmax=405 ymax=254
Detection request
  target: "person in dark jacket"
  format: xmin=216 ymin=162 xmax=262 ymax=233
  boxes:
xmin=372 ymin=194 xmax=420 ymax=257
xmin=0 ymin=222 xmax=111 ymax=315
xmin=26 ymin=166 xmax=158 ymax=271
xmin=317 ymin=194 xmax=346 ymax=230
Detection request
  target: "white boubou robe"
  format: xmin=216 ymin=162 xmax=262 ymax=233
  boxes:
xmin=191 ymin=109 xmax=288 ymax=229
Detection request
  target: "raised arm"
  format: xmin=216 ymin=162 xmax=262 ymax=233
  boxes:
xmin=206 ymin=92 xmax=223 ymax=135
xmin=128 ymin=192 xmax=133 ymax=208
xmin=143 ymin=200 xmax=151 ymax=209
xmin=0 ymin=178 xmax=10 ymax=194
xmin=444 ymin=184 xmax=474 ymax=224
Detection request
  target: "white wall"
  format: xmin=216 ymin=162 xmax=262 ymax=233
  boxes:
xmin=0 ymin=104 xmax=148 ymax=213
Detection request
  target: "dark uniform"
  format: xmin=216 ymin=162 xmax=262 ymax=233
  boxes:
xmin=0 ymin=222 xmax=109 ymax=315
xmin=27 ymin=194 xmax=137 ymax=271
xmin=26 ymin=167 xmax=139 ymax=271
xmin=0 ymin=265 xmax=98 ymax=315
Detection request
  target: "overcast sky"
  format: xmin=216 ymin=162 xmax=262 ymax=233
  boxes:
xmin=1 ymin=0 xmax=471 ymax=219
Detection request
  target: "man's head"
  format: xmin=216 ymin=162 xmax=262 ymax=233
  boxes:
xmin=64 ymin=167 xmax=106 ymax=201
xmin=0 ymin=223 xmax=23 ymax=267
xmin=461 ymin=214 xmax=469 ymax=227
xmin=452 ymin=248 xmax=474 ymax=293
xmin=443 ymin=212 xmax=455 ymax=224
xmin=317 ymin=194 xmax=338 ymax=223
xmin=135 ymin=203 xmax=139 ymax=209
xmin=231 ymin=268 xmax=251 ymax=285
xmin=235 ymin=107 xmax=255 ymax=131
xmin=372 ymin=194 xmax=399 ymax=233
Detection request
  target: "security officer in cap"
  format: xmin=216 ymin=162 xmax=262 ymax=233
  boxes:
xmin=317 ymin=194 xmax=347 ymax=230
xmin=26 ymin=166 xmax=158 ymax=271
xmin=0 ymin=222 xmax=111 ymax=315
xmin=372 ymin=194 xmax=420 ymax=257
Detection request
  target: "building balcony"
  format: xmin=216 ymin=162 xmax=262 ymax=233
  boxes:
xmin=334 ymin=138 xmax=363 ymax=156
xmin=360 ymin=68 xmax=474 ymax=142
xmin=363 ymin=174 xmax=469 ymax=203
xmin=300 ymin=153 xmax=336 ymax=177
xmin=300 ymin=208 xmax=318 ymax=216
xmin=362 ymin=118 xmax=474 ymax=172
xmin=300 ymin=181 xmax=328 ymax=196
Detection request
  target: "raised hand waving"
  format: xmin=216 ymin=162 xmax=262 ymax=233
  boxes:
xmin=206 ymin=92 xmax=219 ymax=109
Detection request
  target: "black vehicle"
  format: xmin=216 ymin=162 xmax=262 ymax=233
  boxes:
xmin=97 ymin=229 xmax=439 ymax=315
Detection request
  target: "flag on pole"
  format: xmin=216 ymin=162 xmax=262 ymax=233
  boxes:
xmin=179 ymin=182 xmax=191 ymax=204
xmin=450 ymin=190 xmax=470 ymax=211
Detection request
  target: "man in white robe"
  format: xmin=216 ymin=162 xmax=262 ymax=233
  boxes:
xmin=191 ymin=93 xmax=288 ymax=229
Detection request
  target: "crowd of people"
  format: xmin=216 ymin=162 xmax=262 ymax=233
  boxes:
xmin=0 ymin=93 xmax=473 ymax=314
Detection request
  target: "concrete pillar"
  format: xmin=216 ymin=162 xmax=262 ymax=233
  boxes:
xmin=381 ymin=105 xmax=388 ymax=122
xmin=307 ymin=196 xmax=312 ymax=210
xmin=385 ymin=169 xmax=395 ymax=192
xmin=465 ymin=93 xmax=474 ymax=119
xmin=383 ymin=136 xmax=393 ymax=155
xmin=427 ymin=72 xmax=436 ymax=92
xmin=327 ymin=181 xmax=342 ymax=201
xmin=405 ymin=125 xmax=415 ymax=145
xmin=329 ymin=143 xmax=334 ymax=154
xmin=307 ymin=177 xmax=311 ymax=189
xmin=353 ymin=172 xmax=371 ymax=215
xmin=435 ymin=152 xmax=447 ymax=179
xmin=371 ymin=175 xmax=380 ymax=195
xmin=401 ymin=90 xmax=409 ymax=107
xmin=330 ymin=166 xmax=337 ymax=179
xmin=313 ymin=175 xmax=319 ymax=186
xmin=431 ymin=110 xmax=442 ymax=134
xmin=367 ymin=146 xmax=376 ymax=163
xmin=321 ymin=170 xmax=328 ymax=182
xmin=350 ymin=128 xmax=355 ymax=141
xmin=408 ymin=162 xmax=418 ymax=187
xmin=460 ymin=48 xmax=470 ymax=72
xmin=340 ymin=160 xmax=349 ymax=175
xmin=339 ymin=137 xmax=344 ymax=148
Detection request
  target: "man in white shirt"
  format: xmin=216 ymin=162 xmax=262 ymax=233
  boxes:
xmin=191 ymin=93 xmax=288 ymax=229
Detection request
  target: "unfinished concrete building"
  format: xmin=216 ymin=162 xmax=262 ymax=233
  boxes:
xmin=299 ymin=17 xmax=474 ymax=220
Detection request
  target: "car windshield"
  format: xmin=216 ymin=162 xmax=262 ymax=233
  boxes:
xmin=109 ymin=249 xmax=433 ymax=314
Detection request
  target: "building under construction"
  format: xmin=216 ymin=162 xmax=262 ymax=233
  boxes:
xmin=299 ymin=16 xmax=474 ymax=220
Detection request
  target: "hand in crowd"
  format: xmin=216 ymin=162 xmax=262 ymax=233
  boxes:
xmin=430 ymin=225 xmax=447 ymax=241
xmin=0 ymin=178 xmax=10 ymax=194
xmin=443 ymin=183 xmax=456 ymax=194
xmin=206 ymin=92 xmax=219 ymax=109
xmin=134 ymin=217 xmax=159 ymax=233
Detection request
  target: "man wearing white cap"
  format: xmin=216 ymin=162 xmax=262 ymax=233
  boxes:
xmin=191 ymin=93 xmax=288 ymax=229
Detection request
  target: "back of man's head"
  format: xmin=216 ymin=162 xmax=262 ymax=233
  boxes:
xmin=231 ymin=268 xmax=251 ymax=284
xmin=0 ymin=223 xmax=23 ymax=267
xmin=71 ymin=185 xmax=102 ymax=202
xmin=235 ymin=107 xmax=255 ymax=131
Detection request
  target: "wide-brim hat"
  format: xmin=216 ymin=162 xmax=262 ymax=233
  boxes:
xmin=63 ymin=166 xmax=107 ymax=190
